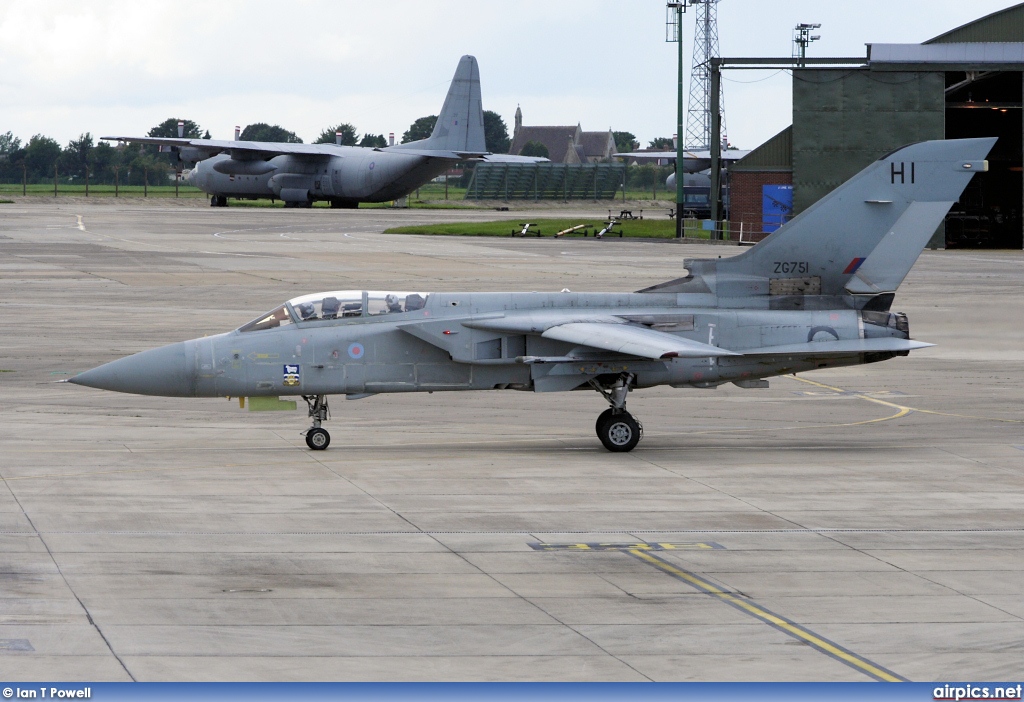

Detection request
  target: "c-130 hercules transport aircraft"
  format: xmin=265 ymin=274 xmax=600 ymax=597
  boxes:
xmin=68 ymin=137 xmax=995 ymax=452
xmin=102 ymin=56 xmax=519 ymax=209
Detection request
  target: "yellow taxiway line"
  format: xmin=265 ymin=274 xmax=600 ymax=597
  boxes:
xmin=788 ymin=375 xmax=1023 ymax=424
xmin=628 ymin=548 xmax=908 ymax=682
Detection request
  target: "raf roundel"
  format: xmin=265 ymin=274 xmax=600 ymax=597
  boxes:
xmin=66 ymin=135 xmax=995 ymax=455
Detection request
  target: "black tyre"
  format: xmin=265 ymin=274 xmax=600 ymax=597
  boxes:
xmin=598 ymin=412 xmax=641 ymax=453
xmin=596 ymin=408 xmax=616 ymax=435
xmin=305 ymin=427 xmax=331 ymax=450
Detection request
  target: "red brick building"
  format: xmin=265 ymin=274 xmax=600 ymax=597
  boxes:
xmin=728 ymin=127 xmax=792 ymax=243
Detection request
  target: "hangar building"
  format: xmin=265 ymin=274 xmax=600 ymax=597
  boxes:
xmin=731 ymin=3 xmax=1024 ymax=248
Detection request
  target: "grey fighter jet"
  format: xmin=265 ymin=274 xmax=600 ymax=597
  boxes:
xmin=102 ymin=56 xmax=502 ymax=208
xmin=69 ymin=138 xmax=995 ymax=452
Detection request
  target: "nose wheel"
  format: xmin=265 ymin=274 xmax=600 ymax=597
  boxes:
xmin=302 ymin=394 xmax=331 ymax=451
xmin=590 ymin=374 xmax=642 ymax=452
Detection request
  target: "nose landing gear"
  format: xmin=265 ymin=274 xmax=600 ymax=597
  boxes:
xmin=302 ymin=394 xmax=331 ymax=450
xmin=590 ymin=375 xmax=642 ymax=452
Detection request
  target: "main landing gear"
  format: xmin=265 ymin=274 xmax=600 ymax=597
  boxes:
xmin=590 ymin=374 xmax=642 ymax=452
xmin=302 ymin=394 xmax=331 ymax=450
xmin=210 ymin=195 xmax=228 ymax=207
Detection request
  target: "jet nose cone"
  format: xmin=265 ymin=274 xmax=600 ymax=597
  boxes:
xmin=69 ymin=342 xmax=194 ymax=397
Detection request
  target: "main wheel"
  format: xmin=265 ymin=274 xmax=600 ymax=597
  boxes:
xmin=596 ymin=408 xmax=615 ymax=435
xmin=597 ymin=411 xmax=641 ymax=452
xmin=305 ymin=427 xmax=331 ymax=450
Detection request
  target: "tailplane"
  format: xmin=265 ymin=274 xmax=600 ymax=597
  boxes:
xmin=390 ymin=55 xmax=486 ymax=156
xmin=645 ymin=138 xmax=996 ymax=305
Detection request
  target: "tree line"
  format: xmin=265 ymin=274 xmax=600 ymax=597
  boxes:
xmin=0 ymin=130 xmax=167 ymax=186
xmin=0 ymin=112 xmax=671 ymax=186
xmin=0 ymin=112 xmax=516 ymax=186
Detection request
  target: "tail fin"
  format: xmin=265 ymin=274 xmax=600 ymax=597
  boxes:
xmin=654 ymin=138 xmax=996 ymax=304
xmin=392 ymin=55 xmax=486 ymax=155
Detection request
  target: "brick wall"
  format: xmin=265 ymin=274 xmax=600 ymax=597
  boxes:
xmin=729 ymin=171 xmax=792 ymax=243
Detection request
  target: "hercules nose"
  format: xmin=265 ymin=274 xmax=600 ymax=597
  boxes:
xmin=68 ymin=342 xmax=195 ymax=397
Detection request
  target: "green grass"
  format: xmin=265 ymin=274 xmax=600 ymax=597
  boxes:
xmin=0 ymin=183 xmax=206 ymax=198
xmin=187 ymin=179 xmax=477 ymax=209
xmin=385 ymin=218 xmax=713 ymax=239
xmin=216 ymin=199 xmax=479 ymax=210
xmin=362 ymin=201 xmax=480 ymax=210
xmin=0 ymin=199 xmax=12 ymax=204
xmin=220 ymin=199 xmax=328 ymax=208
xmin=407 ymin=183 xmax=469 ymax=200
xmin=0 ymin=180 xmax=670 ymax=207
xmin=414 ymin=181 xmax=673 ymax=203
xmin=0 ymin=183 xmax=477 ymax=208
xmin=377 ymin=181 xmax=672 ymax=204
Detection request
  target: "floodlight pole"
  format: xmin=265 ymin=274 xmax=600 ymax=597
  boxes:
xmin=667 ymin=2 xmax=690 ymax=238
xmin=676 ymin=3 xmax=684 ymax=238
xmin=794 ymin=23 xmax=822 ymax=68
xmin=710 ymin=57 xmax=722 ymax=234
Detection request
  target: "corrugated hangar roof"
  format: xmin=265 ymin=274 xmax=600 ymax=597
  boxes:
xmin=731 ymin=127 xmax=791 ymax=172
xmin=926 ymin=3 xmax=1024 ymax=43
xmin=870 ymin=42 xmax=1024 ymax=64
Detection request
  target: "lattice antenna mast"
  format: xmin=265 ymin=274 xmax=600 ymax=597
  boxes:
xmin=684 ymin=0 xmax=726 ymax=152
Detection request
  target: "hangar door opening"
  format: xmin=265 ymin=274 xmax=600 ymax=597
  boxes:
xmin=945 ymin=71 xmax=1023 ymax=248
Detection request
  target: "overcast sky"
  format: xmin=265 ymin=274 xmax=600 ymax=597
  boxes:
xmin=1 ymin=0 xmax=1020 ymax=150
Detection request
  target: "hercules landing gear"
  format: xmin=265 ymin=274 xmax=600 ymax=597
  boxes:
xmin=302 ymin=394 xmax=331 ymax=450
xmin=590 ymin=374 xmax=643 ymax=452
xmin=210 ymin=195 xmax=227 ymax=207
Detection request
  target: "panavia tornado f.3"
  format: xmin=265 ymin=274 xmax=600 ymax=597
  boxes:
xmin=68 ymin=137 xmax=995 ymax=452
xmin=101 ymin=55 xmax=538 ymax=209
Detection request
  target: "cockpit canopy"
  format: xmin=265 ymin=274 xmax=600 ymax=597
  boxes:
xmin=239 ymin=290 xmax=428 ymax=332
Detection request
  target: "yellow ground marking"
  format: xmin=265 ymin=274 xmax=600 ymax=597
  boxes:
xmin=788 ymin=375 xmax=1024 ymax=424
xmin=678 ymin=383 xmax=913 ymax=436
xmin=530 ymin=542 xmax=722 ymax=551
xmin=9 ymin=372 xmax=1019 ymax=471
xmin=628 ymin=549 xmax=907 ymax=682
